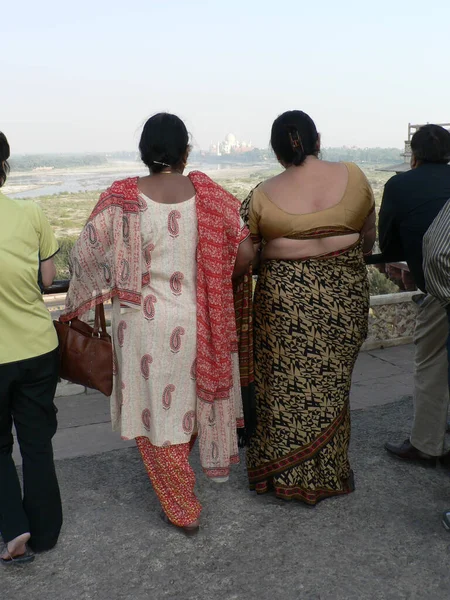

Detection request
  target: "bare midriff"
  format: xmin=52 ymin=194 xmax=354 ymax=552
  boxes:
xmin=261 ymin=233 xmax=360 ymax=261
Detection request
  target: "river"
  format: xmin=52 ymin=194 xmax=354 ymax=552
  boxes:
xmin=5 ymin=161 xmax=267 ymax=198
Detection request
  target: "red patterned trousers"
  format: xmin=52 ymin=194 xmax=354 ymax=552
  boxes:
xmin=135 ymin=435 xmax=201 ymax=527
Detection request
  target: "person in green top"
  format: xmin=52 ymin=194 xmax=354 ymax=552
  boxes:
xmin=0 ymin=132 xmax=62 ymax=565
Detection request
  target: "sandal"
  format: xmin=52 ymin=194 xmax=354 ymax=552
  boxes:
xmin=0 ymin=532 xmax=35 ymax=566
xmin=0 ymin=547 xmax=35 ymax=566
xmin=160 ymin=512 xmax=199 ymax=537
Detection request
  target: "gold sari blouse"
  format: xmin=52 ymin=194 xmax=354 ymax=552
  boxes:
xmin=248 ymin=162 xmax=374 ymax=243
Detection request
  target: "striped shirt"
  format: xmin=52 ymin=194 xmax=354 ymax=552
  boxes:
xmin=423 ymin=198 xmax=450 ymax=306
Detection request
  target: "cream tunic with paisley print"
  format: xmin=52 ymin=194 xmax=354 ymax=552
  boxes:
xmin=111 ymin=195 xmax=198 ymax=445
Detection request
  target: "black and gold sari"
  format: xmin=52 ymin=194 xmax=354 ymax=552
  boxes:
xmin=241 ymin=189 xmax=370 ymax=505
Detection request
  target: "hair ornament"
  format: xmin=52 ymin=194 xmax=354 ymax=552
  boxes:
xmin=287 ymin=128 xmax=305 ymax=153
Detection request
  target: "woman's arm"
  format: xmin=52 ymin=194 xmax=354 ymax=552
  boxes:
xmin=251 ymin=242 xmax=261 ymax=271
xmin=361 ymin=208 xmax=376 ymax=255
xmin=232 ymin=236 xmax=255 ymax=279
xmin=33 ymin=203 xmax=59 ymax=288
xmin=238 ymin=187 xmax=261 ymax=274
xmin=40 ymin=257 xmax=57 ymax=288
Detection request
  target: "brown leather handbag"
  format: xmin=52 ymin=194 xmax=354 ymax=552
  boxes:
xmin=54 ymin=304 xmax=113 ymax=396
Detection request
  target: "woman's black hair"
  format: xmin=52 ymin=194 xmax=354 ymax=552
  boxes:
xmin=270 ymin=110 xmax=319 ymax=167
xmin=0 ymin=131 xmax=10 ymax=187
xmin=139 ymin=113 xmax=189 ymax=174
xmin=411 ymin=124 xmax=450 ymax=164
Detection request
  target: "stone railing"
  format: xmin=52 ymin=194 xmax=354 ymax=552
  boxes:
xmin=363 ymin=291 xmax=419 ymax=351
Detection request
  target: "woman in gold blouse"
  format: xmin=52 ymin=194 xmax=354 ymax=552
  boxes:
xmin=242 ymin=110 xmax=375 ymax=505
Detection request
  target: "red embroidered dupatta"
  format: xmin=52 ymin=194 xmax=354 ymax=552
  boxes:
xmin=188 ymin=170 xmax=242 ymax=404
xmin=62 ymin=177 xmax=148 ymax=320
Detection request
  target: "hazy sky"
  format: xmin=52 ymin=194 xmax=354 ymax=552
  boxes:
xmin=2 ymin=0 xmax=450 ymax=154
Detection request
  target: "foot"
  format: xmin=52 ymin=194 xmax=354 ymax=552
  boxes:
xmin=210 ymin=476 xmax=229 ymax=484
xmin=160 ymin=512 xmax=200 ymax=536
xmin=0 ymin=532 xmax=34 ymax=564
xmin=384 ymin=439 xmax=437 ymax=465
xmin=182 ymin=519 xmax=200 ymax=532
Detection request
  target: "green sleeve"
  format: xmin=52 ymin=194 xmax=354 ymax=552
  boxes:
xmin=30 ymin=202 xmax=59 ymax=260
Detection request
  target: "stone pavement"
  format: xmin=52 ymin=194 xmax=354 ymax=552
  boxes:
xmin=3 ymin=344 xmax=450 ymax=600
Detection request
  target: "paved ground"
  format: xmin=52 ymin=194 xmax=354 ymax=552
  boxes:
xmin=3 ymin=344 xmax=450 ymax=600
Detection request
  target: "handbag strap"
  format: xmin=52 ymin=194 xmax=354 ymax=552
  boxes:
xmin=93 ymin=304 xmax=107 ymax=336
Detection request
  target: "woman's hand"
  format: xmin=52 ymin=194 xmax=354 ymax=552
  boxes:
xmin=232 ymin=237 xmax=255 ymax=279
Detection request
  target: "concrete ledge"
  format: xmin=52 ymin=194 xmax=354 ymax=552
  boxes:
xmin=369 ymin=291 xmax=420 ymax=306
xmin=361 ymin=336 xmax=413 ymax=352
xmin=55 ymin=379 xmax=86 ymax=397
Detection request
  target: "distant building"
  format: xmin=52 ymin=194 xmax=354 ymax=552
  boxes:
xmin=209 ymin=133 xmax=253 ymax=156
xmin=379 ymin=122 xmax=450 ymax=174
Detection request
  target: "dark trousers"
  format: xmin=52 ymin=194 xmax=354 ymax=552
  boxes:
xmin=0 ymin=348 xmax=62 ymax=552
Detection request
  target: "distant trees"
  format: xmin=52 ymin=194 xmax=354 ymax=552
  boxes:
xmin=321 ymin=147 xmax=402 ymax=164
xmin=9 ymin=147 xmax=403 ymax=173
xmin=367 ymin=266 xmax=400 ymax=295
xmin=190 ymin=148 xmax=271 ymax=164
xmin=192 ymin=146 xmax=403 ymax=166
xmin=9 ymin=151 xmax=141 ymax=172
xmin=10 ymin=154 xmax=108 ymax=171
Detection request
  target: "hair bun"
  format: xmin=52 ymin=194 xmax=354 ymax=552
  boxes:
xmin=139 ymin=113 xmax=189 ymax=174
xmin=271 ymin=111 xmax=318 ymax=167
